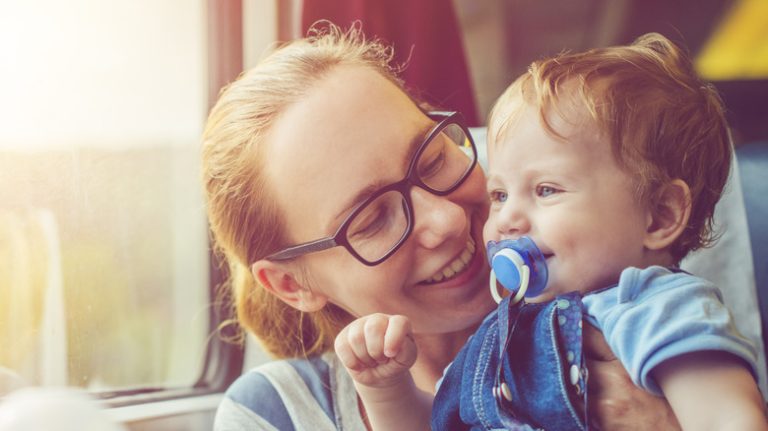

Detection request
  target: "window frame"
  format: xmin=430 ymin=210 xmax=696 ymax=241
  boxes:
xmin=98 ymin=0 xmax=246 ymax=408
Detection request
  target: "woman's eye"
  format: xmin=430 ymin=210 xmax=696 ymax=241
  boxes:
xmin=350 ymin=207 xmax=389 ymax=239
xmin=489 ymin=190 xmax=507 ymax=203
xmin=536 ymin=185 xmax=559 ymax=197
xmin=419 ymin=149 xmax=446 ymax=179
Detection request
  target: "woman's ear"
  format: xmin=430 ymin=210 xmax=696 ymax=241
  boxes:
xmin=250 ymin=259 xmax=328 ymax=312
xmin=644 ymin=179 xmax=692 ymax=251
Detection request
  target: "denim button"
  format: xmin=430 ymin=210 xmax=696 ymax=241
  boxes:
xmin=569 ymin=364 xmax=580 ymax=386
xmin=493 ymin=382 xmax=513 ymax=402
xmin=500 ymin=382 xmax=512 ymax=401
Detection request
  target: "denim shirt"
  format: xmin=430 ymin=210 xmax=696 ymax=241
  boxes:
xmin=431 ymin=266 xmax=759 ymax=430
xmin=432 ymin=292 xmax=588 ymax=431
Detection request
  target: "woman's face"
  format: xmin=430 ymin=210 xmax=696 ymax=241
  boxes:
xmin=263 ymin=65 xmax=493 ymax=335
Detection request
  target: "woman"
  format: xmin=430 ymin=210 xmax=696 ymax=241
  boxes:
xmin=203 ymin=24 xmax=679 ymax=430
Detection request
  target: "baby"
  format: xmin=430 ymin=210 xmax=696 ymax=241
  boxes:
xmin=335 ymin=33 xmax=766 ymax=430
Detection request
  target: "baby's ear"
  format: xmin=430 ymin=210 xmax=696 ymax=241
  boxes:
xmin=644 ymin=179 xmax=692 ymax=251
xmin=250 ymin=260 xmax=328 ymax=312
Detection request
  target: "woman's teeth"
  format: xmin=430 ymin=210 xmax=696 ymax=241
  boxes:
xmin=422 ymin=238 xmax=476 ymax=284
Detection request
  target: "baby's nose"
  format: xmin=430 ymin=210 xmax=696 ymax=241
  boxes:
xmin=496 ymin=203 xmax=530 ymax=237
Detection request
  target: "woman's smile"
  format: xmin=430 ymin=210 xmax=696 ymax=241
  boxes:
xmin=420 ymin=237 xmax=476 ymax=284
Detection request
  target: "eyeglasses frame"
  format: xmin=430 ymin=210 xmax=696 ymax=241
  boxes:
xmin=265 ymin=111 xmax=478 ymax=266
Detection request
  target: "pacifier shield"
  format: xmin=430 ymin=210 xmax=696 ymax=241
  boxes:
xmin=492 ymin=249 xmax=524 ymax=291
xmin=487 ymin=236 xmax=548 ymax=303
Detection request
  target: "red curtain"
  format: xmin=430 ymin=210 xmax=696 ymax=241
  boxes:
xmin=302 ymin=0 xmax=479 ymax=126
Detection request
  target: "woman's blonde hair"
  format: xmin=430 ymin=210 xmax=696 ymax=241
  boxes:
xmin=489 ymin=33 xmax=731 ymax=263
xmin=201 ymin=23 xmax=403 ymax=358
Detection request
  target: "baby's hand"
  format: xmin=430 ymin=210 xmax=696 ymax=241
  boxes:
xmin=334 ymin=313 xmax=417 ymax=389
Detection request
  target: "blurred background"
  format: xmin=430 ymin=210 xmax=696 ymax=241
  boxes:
xmin=458 ymin=0 xmax=768 ymax=146
xmin=291 ymin=0 xmax=767 ymax=144
xmin=0 ymin=0 xmax=765 ymax=422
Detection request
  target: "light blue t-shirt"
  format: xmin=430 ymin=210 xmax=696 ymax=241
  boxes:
xmin=583 ymin=266 xmax=758 ymax=395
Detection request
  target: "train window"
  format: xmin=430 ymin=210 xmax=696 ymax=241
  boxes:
xmin=0 ymin=0 xmax=256 ymax=401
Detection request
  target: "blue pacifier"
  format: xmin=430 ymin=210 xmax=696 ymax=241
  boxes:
xmin=487 ymin=236 xmax=549 ymax=304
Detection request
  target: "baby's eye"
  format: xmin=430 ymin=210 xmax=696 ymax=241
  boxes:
xmin=489 ymin=190 xmax=508 ymax=203
xmin=536 ymin=185 xmax=559 ymax=198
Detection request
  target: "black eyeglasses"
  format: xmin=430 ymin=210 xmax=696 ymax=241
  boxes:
xmin=266 ymin=111 xmax=478 ymax=266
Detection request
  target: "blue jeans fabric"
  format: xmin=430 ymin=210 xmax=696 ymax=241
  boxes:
xmin=432 ymin=292 xmax=588 ymax=430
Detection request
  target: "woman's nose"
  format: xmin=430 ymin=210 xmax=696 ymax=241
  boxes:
xmin=409 ymin=186 xmax=466 ymax=249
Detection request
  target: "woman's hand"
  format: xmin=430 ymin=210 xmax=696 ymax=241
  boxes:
xmin=334 ymin=313 xmax=417 ymax=389
xmin=583 ymin=324 xmax=681 ymax=430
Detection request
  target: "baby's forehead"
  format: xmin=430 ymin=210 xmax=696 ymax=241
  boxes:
xmin=491 ymin=101 xmax=605 ymax=149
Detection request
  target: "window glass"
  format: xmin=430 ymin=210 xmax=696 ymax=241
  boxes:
xmin=0 ymin=0 xmax=209 ymax=392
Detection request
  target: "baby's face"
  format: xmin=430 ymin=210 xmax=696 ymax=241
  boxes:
xmin=483 ymin=103 xmax=651 ymax=301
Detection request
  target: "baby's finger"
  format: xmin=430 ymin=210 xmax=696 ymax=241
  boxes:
xmin=334 ymin=330 xmax=363 ymax=371
xmin=363 ymin=314 xmax=389 ymax=363
xmin=383 ymin=315 xmax=417 ymax=367
xmin=344 ymin=319 xmax=378 ymax=368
